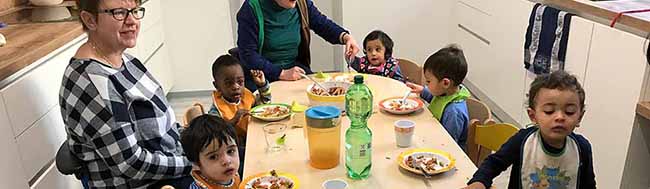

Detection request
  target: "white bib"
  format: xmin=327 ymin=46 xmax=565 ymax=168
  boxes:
xmin=521 ymin=131 xmax=580 ymax=189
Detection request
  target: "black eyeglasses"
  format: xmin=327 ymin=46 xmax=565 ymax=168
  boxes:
xmin=99 ymin=7 xmax=146 ymax=21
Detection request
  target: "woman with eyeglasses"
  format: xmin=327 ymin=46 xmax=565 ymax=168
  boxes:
xmin=59 ymin=0 xmax=193 ymax=188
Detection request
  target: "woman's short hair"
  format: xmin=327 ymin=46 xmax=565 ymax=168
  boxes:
xmin=76 ymin=0 xmax=142 ymax=30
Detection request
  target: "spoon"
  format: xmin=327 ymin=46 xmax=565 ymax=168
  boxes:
xmin=299 ymin=73 xmax=330 ymax=95
xmin=411 ymin=157 xmax=432 ymax=187
xmin=400 ymin=91 xmax=411 ymax=106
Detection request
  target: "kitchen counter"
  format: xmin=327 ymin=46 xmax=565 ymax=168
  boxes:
xmin=637 ymin=101 xmax=650 ymax=120
xmin=0 ymin=21 xmax=83 ymax=82
xmin=541 ymin=0 xmax=650 ymax=37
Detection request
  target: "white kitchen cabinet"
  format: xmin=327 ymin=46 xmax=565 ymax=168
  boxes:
xmin=0 ymin=95 xmax=29 ymax=189
xmin=31 ymin=163 xmax=81 ymax=189
xmin=487 ymin=0 xmax=535 ymax=127
xmin=0 ymin=38 xmax=80 ymax=137
xmin=456 ymin=1 xmax=492 ymax=44
xmin=0 ymin=35 xmax=85 ymax=188
xmin=456 ymin=0 xmax=534 ymax=126
xmin=453 ymin=0 xmax=494 ymax=102
xmin=579 ymin=23 xmax=648 ymax=189
xmin=16 ymin=107 xmax=67 ymax=181
xmin=459 ymin=0 xmax=494 ymax=16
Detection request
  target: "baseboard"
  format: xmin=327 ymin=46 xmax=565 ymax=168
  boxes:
xmin=463 ymin=80 xmax=522 ymax=127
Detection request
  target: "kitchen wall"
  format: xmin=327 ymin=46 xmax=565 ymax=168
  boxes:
xmin=310 ymin=0 xmax=344 ymax=72
xmin=162 ymin=0 xmax=235 ymax=92
xmin=341 ymin=0 xmax=454 ymax=65
xmin=165 ymin=0 xmax=342 ymax=92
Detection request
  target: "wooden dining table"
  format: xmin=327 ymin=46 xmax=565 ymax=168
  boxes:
xmin=243 ymin=74 xmax=478 ymax=188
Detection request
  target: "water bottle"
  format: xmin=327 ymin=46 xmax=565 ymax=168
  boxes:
xmin=344 ymin=75 xmax=373 ymax=179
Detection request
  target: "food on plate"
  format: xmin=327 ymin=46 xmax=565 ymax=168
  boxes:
xmin=250 ymin=170 xmax=294 ymax=189
xmin=405 ymin=155 xmax=446 ymax=172
xmin=256 ymin=106 xmax=290 ymax=118
xmin=388 ymin=99 xmax=416 ymax=111
xmin=310 ymin=86 xmax=346 ymax=96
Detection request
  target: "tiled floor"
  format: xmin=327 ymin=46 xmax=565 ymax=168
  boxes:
xmin=166 ymin=90 xmax=512 ymax=188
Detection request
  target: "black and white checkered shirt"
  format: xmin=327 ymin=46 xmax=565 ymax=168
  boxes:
xmin=59 ymin=54 xmax=192 ymax=188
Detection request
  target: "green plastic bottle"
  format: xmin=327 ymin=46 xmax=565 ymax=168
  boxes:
xmin=345 ymin=75 xmax=373 ymax=179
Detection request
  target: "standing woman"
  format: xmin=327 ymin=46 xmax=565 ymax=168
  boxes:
xmin=59 ymin=0 xmax=192 ymax=188
xmin=237 ymin=0 xmax=360 ymax=90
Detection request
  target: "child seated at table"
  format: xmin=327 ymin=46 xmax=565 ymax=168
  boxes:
xmin=406 ymin=45 xmax=470 ymax=149
xmin=181 ymin=114 xmax=241 ymax=189
xmin=347 ymin=30 xmax=405 ymax=82
xmin=208 ymin=54 xmax=271 ymax=144
xmin=464 ymin=71 xmax=596 ymax=189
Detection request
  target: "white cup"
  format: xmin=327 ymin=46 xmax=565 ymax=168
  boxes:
xmin=394 ymin=120 xmax=415 ymax=147
xmin=322 ymin=179 xmax=348 ymax=189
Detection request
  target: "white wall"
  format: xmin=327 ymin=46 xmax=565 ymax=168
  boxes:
xmin=342 ymin=0 xmax=454 ymax=65
xmin=162 ymin=0 xmax=235 ymax=92
xmin=310 ymin=0 xmax=344 ymax=72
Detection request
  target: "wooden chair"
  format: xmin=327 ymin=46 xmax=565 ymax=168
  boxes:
xmin=466 ymin=98 xmax=492 ymax=123
xmin=397 ymin=58 xmax=424 ymax=85
xmin=183 ymin=102 xmax=205 ymax=127
xmin=465 ymin=98 xmax=493 ymax=165
xmin=470 ymin=121 xmax=519 ymax=166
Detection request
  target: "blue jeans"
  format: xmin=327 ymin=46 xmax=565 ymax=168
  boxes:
xmin=81 ymin=175 xmax=89 ymax=189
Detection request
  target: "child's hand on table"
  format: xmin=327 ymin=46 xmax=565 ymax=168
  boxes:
xmin=406 ymin=82 xmax=424 ymax=94
xmin=251 ymin=70 xmax=267 ymax=87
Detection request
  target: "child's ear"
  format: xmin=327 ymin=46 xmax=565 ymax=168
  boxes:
xmin=80 ymin=11 xmax=98 ymax=30
xmin=212 ymin=81 xmax=218 ymax=89
xmin=577 ymin=109 xmax=586 ymax=127
xmin=442 ymin=78 xmax=452 ymax=88
xmin=527 ymin=107 xmax=537 ymax=124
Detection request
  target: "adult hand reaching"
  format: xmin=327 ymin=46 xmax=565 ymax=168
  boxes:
xmin=279 ymin=66 xmax=306 ymax=81
xmin=343 ymin=33 xmax=360 ymax=62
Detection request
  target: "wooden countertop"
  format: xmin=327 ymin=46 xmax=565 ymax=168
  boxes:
xmin=0 ymin=21 xmax=83 ymax=82
xmin=543 ymin=0 xmax=650 ymax=36
xmin=636 ymin=101 xmax=650 ymax=120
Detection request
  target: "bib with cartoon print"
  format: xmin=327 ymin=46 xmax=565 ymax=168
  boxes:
xmin=521 ymin=131 xmax=579 ymax=189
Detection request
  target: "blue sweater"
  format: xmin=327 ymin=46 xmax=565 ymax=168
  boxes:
xmin=469 ymin=127 xmax=596 ymax=188
xmin=420 ymin=86 xmax=469 ymax=149
xmin=237 ymin=0 xmax=348 ymax=90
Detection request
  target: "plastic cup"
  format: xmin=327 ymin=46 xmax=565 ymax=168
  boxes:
xmin=263 ymin=123 xmax=287 ymax=152
xmin=394 ymin=120 xmax=415 ymax=147
xmin=322 ymin=179 xmax=348 ymax=189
